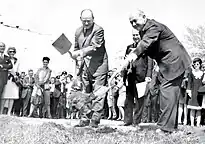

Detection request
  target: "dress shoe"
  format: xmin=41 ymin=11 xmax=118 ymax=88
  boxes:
xmin=119 ymin=123 xmax=132 ymax=126
xmin=89 ymin=120 xmax=99 ymax=128
xmin=74 ymin=120 xmax=90 ymax=127
xmin=107 ymin=117 xmax=112 ymax=120
xmin=117 ymin=118 xmax=122 ymax=121
xmin=112 ymin=117 xmax=118 ymax=120
xmin=156 ymin=128 xmax=171 ymax=134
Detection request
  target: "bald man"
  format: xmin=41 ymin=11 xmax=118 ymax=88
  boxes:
xmin=122 ymin=29 xmax=153 ymax=126
xmin=125 ymin=10 xmax=191 ymax=133
xmin=72 ymin=9 xmax=108 ymax=128
xmin=0 ymin=42 xmax=13 ymax=112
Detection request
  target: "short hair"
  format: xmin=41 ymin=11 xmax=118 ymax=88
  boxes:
xmin=67 ymin=74 xmax=73 ymax=79
xmin=129 ymin=9 xmax=147 ymax=24
xmin=61 ymin=71 xmax=67 ymax=75
xmin=56 ymin=75 xmax=60 ymax=79
xmin=7 ymin=47 xmax=16 ymax=54
xmin=80 ymin=9 xmax=94 ymax=19
xmin=192 ymin=57 xmax=202 ymax=69
xmin=42 ymin=57 xmax=50 ymax=62
xmin=50 ymin=77 xmax=56 ymax=80
xmin=132 ymin=28 xmax=140 ymax=34
xmin=193 ymin=58 xmax=202 ymax=65
xmin=28 ymin=69 xmax=33 ymax=72
xmin=0 ymin=42 xmax=5 ymax=47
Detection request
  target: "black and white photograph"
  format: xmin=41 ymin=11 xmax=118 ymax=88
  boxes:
xmin=0 ymin=0 xmax=205 ymax=143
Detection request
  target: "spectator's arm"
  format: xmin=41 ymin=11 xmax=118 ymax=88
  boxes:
xmin=34 ymin=69 xmax=40 ymax=85
xmin=1 ymin=58 xmax=13 ymax=70
xmin=22 ymin=77 xmax=29 ymax=88
xmin=116 ymin=78 xmax=124 ymax=89
xmin=42 ymin=69 xmax=52 ymax=84
xmin=187 ymin=70 xmax=192 ymax=90
xmin=108 ymin=71 xmax=119 ymax=85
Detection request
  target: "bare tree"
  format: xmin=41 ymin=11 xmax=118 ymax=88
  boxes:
xmin=184 ymin=25 xmax=205 ymax=59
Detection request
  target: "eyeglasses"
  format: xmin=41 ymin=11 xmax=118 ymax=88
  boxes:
xmin=133 ymin=34 xmax=140 ymax=36
xmin=9 ymin=51 xmax=15 ymax=53
xmin=81 ymin=18 xmax=93 ymax=24
xmin=130 ymin=19 xmax=138 ymax=25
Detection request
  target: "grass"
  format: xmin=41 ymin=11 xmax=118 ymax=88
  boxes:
xmin=0 ymin=115 xmax=203 ymax=144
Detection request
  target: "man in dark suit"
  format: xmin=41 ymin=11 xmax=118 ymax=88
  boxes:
xmin=22 ymin=69 xmax=35 ymax=116
xmin=72 ymin=9 xmax=108 ymax=128
xmin=125 ymin=10 xmax=191 ymax=133
xmin=0 ymin=42 xmax=13 ymax=112
xmin=122 ymin=29 xmax=153 ymax=126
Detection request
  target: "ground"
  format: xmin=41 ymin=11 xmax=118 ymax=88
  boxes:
xmin=0 ymin=115 xmax=204 ymax=144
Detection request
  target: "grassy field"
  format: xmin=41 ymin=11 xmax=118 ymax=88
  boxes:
xmin=0 ymin=115 xmax=204 ymax=144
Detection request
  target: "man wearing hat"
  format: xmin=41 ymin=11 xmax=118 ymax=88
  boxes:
xmin=125 ymin=9 xmax=191 ymax=133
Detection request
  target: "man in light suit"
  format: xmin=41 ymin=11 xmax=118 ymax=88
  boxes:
xmin=125 ymin=10 xmax=191 ymax=133
xmin=72 ymin=9 xmax=108 ymax=128
xmin=0 ymin=42 xmax=13 ymax=112
xmin=122 ymin=29 xmax=153 ymax=126
xmin=22 ymin=69 xmax=35 ymax=116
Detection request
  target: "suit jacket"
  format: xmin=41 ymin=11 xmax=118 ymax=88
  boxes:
xmin=74 ymin=23 xmax=108 ymax=77
xmin=21 ymin=76 xmax=35 ymax=99
xmin=0 ymin=54 xmax=13 ymax=85
xmin=134 ymin=19 xmax=191 ymax=80
xmin=125 ymin=43 xmax=154 ymax=83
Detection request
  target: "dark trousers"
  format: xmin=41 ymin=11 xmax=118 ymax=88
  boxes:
xmin=51 ymin=97 xmax=59 ymax=118
xmin=22 ymin=90 xmax=32 ymax=116
xmin=157 ymin=73 xmax=183 ymax=132
xmin=142 ymin=92 xmax=159 ymax=123
xmin=12 ymin=89 xmax=23 ymax=116
xmin=0 ymin=81 xmax=5 ymax=111
xmin=57 ymin=94 xmax=66 ymax=119
xmin=13 ymin=98 xmax=23 ymax=116
xmin=124 ymin=82 xmax=138 ymax=124
xmin=32 ymin=105 xmax=43 ymax=118
xmin=81 ymin=72 xmax=107 ymax=123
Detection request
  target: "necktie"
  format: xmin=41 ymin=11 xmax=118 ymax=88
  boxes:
xmin=29 ymin=77 xmax=31 ymax=84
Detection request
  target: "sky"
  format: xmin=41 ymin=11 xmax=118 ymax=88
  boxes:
xmin=0 ymin=0 xmax=205 ymax=76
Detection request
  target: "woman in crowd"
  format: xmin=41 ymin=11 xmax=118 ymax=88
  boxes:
xmin=0 ymin=47 xmax=20 ymax=115
xmin=107 ymin=70 xmax=117 ymax=120
xmin=187 ymin=58 xmax=204 ymax=127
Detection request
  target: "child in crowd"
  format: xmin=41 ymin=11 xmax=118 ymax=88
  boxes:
xmin=107 ymin=71 xmax=118 ymax=120
xmin=50 ymin=77 xmax=61 ymax=118
xmin=57 ymin=72 xmax=67 ymax=119
xmin=115 ymin=74 xmax=126 ymax=121
xmin=108 ymin=71 xmax=125 ymax=120
xmin=65 ymin=74 xmax=75 ymax=119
